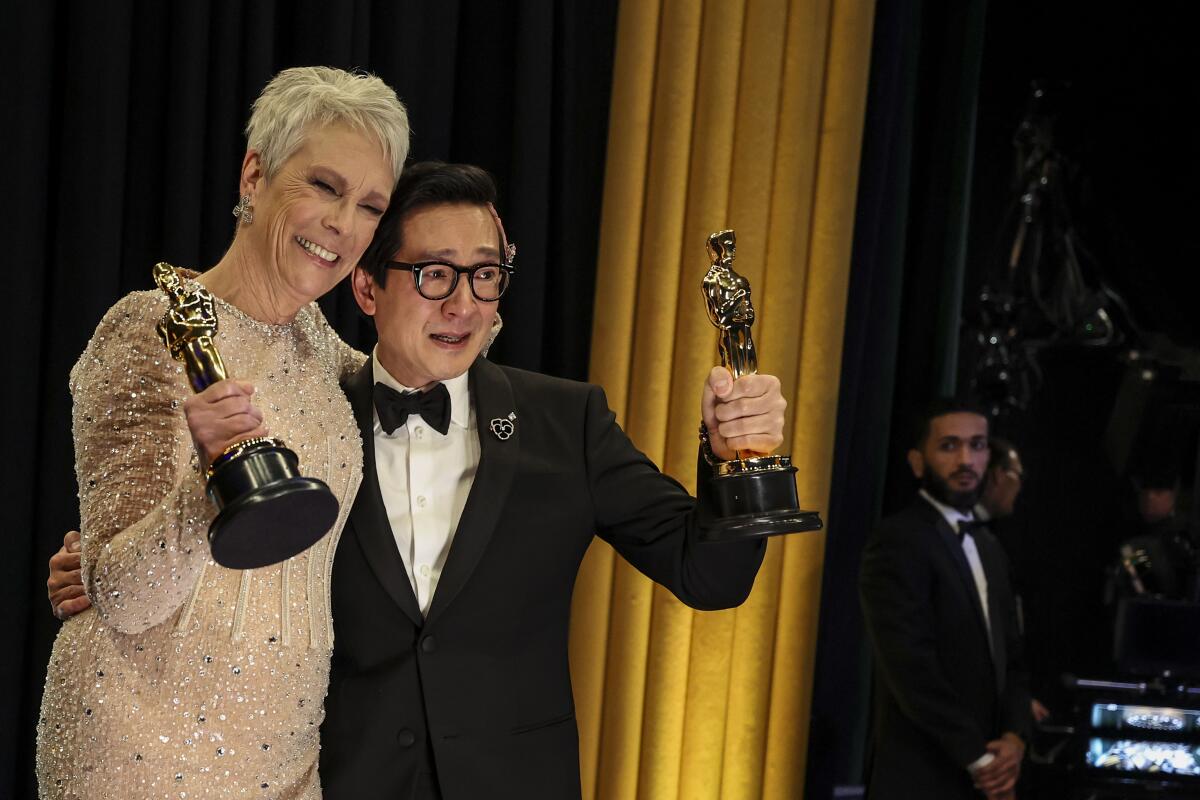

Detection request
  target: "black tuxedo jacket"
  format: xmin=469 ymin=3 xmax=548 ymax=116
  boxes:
xmin=859 ymin=497 xmax=1031 ymax=800
xmin=320 ymin=357 xmax=766 ymax=799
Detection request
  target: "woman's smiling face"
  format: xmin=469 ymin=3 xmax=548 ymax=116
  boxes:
xmin=242 ymin=122 xmax=394 ymax=305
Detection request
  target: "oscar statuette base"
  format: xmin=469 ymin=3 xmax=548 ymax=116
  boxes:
xmin=206 ymin=440 xmax=339 ymax=569
xmin=697 ymin=456 xmax=823 ymax=542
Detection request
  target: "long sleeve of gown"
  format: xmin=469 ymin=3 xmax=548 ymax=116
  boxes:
xmin=71 ymin=292 xmax=216 ymax=634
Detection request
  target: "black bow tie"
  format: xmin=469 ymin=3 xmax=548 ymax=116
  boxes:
xmin=374 ymin=381 xmax=451 ymax=436
xmin=956 ymin=519 xmax=987 ymax=539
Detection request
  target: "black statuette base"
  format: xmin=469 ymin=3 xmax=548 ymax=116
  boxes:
xmin=206 ymin=441 xmax=339 ymax=569
xmin=698 ymin=464 xmax=823 ymax=542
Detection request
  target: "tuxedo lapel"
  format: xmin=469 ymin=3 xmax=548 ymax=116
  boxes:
xmin=916 ymin=499 xmax=991 ymax=647
xmin=425 ymin=358 xmax=520 ymax=627
xmin=975 ymin=533 xmax=1009 ymax=693
xmin=343 ymin=360 xmax=423 ymax=627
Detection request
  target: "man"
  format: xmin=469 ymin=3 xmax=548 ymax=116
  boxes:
xmin=975 ymin=438 xmax=1050 ymax=726
xmin=1112 ymin=470 xmax=1197 ymax=601
xmin=860 ymin=400 xmax=1031 ymax=800
xmin=50 ymin=162 xmax=783 ymax=799
xmin=973 ymin=439 xmax=1025 ymax=627
xmin=976 ymin=437 xmax=1024 ymax=523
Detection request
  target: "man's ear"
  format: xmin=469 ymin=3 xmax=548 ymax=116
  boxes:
xmin=482 ymin=312 xmax=503 ymax=356
xmin=238 ymin=150 xmax=265 ymax=197
xmin=907 ymin=449 xmax=925 ymax=479
xmin=351 ymin=266 xmax=377 ymax=316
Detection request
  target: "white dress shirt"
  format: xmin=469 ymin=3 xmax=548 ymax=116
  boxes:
xmin=919 ymin=489 xmax=996 ymax=773
xmin=920 ymin=489 xmax=991 ymax=635
xmin=372 ymin=351 xmax=478 ymax=616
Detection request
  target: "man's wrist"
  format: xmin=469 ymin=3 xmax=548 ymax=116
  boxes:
xmin=1000 ymin=731 xmax=1026 ymax=758
xmin=698 ymin=422 xmax=723 ymax=465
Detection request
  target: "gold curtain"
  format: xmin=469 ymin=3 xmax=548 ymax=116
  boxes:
xmin=568 ymin=0 xmax=875 ymax=797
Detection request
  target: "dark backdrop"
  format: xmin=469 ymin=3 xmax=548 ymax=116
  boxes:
xmin=1 ymin=2 xmax=619 ymax=795
xmin=805 ymin=0 xmax=990 ymax=794
xmin=963 ymin=0 xmax=1200 ymax=717
xmin=805 ymin=1 xmax=1198 ymax=797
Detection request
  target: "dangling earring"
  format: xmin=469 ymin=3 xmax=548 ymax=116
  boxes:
xmin=483 ymin=313 xmax=503 ymax=356
xmin=232 ymin=194 xmax=254 ymax=225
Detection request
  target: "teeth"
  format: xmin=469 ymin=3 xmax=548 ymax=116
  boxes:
xmin=296 ymin=236 xmax=339 ymax=263
xmin=433 ymin=334 xmax=466 ymax=343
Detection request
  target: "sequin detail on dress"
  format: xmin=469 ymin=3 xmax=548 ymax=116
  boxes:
xmin=37 ymin=270 xmax=365 ymax=799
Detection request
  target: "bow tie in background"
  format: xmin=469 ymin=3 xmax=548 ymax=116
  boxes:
xmin=374 ymin=382 xmax=451 ymax=436
xmin=955 ymin=518 xmax=988 ymax=539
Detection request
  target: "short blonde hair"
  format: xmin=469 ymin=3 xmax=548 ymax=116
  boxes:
xmin=246 ymin=66 xmax=410 ymax=183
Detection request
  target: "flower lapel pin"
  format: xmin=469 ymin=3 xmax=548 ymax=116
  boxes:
xmin=489 ymin=412 xmax=516 ymax=441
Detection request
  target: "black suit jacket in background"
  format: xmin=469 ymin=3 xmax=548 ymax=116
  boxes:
xmin=859 ymin=497 xmax=1032 ymax=800
xmin=320 ymin=357 xmax=766 ymax=799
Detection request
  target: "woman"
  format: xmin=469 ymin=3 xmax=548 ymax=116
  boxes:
xmin=37 ymin=66 xmax=409 ymax=799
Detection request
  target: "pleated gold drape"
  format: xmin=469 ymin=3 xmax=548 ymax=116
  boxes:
xmin=568 ymin=0 xmax=875 ymax=797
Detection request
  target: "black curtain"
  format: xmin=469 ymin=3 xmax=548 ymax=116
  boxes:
xmin=804 ymin=0 xmax=989 ymax=795
xmin=803 ymin=0 xmax=921 ymax=794
xmin=2 ymin=2 xmax=618 ymax=795
xmin=957 ymin=0 xmax=1200 ymax=719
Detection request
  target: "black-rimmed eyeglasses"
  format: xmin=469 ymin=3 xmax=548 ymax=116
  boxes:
xmin=385 ymin=260 xmax=514 ymax=302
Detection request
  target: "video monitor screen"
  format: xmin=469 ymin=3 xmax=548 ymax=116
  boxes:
xmin=1091 ymin=703 xmax=1200 ymax=734
xmin=1115 ymin=598 xmax=1200 ymax=678
xmin=1087 ymin=738 xmax=1200 ymax=776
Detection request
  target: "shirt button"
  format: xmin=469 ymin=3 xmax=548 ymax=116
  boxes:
xmin=416 ymin=495 xmax=427 ymax=508
xmin=419 ymin=564 xmax=431 ymax=579
xmin=414 ymin=427 xmax=424 ymax=439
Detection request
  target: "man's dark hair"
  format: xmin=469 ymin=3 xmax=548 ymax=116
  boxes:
xmin=910 ymin=397 xmax=988 ymax=449
xmin=1130 ymin=465 xmax=1182 ymax=491
xmin=359 ymin=161 xmax=500 ymax=287
xmin=988 ymin=436 xmax=1018 ymax=471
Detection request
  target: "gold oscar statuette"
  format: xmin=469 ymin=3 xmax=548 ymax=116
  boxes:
xmin=698 ymin=232 xmax=822 ymax=541
xmin=153 ymin=262 xmax=339 ymax=569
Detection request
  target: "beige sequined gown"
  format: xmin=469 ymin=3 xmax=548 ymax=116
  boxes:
xmin=37 ymin=272 xmax=365 ymax=799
